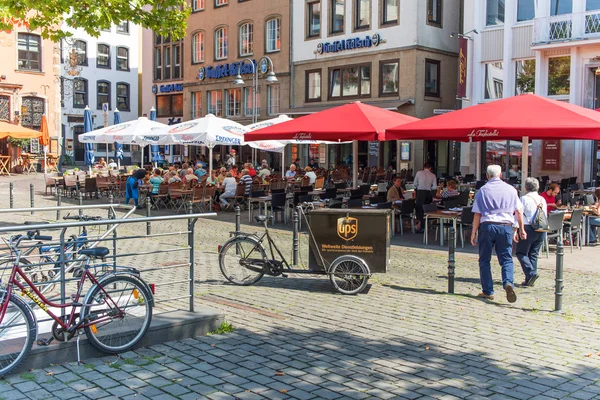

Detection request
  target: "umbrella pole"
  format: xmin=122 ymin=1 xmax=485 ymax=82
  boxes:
xmin=352 ymin=140 xmax=358 ymax=188
xmin=521 ymin=136 xmax=529 ymax=195
xmin=141 ymin=146 xmax=144 ymax=168
xmin=281 ymin=150 xmax=285 ymax=177
xmin=476 ymin=142 xmax=481 ymax=181
xmin=209 ymin=146 xmax=213 ymax=180
xmin=44 ymin=149 xmax=47 ymax=175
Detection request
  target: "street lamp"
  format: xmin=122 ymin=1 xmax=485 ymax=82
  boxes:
xmin=233 ymin=56 xmax=278 ymax=125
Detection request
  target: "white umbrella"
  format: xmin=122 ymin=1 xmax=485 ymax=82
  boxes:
xmin=155 ymin=114 xmax=248 ymax=177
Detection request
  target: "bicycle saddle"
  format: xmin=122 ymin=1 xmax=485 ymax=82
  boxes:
xmin=79 ymin=247 xmax=109 ymax=258
xmin=255 ymin=215 xmax=268 ymax=223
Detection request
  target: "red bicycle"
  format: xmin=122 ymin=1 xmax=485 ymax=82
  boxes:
xmin=0 ymin=233 xmax=153 ymax=376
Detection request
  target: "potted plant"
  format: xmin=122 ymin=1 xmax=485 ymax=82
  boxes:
xmin=8 ymin=137 xmax=31 ymax=174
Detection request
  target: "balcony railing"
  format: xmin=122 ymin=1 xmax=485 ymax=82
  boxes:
xmin=533 ymin=9 xmax=600 ymax=44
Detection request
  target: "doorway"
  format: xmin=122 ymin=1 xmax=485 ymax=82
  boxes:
xmin=73 ymin=125 xmax=85 ymax=163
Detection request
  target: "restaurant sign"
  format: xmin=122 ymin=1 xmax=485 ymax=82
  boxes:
xmin=198 ymin=59 xmax=264 ymax=81
xmin=457 ymin=38 xmax=468 ymax=98
xmin=316 ymin=33 xmax=382 ymax=55
xmin=542 ymin=140 xmax=561 ymax=171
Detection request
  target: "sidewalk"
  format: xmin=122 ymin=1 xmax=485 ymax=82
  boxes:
xmin=0 ymin=175 xmax=598 ymax=399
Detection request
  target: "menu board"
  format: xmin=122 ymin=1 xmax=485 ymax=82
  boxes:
xmin=541 ymin=140 xmax=561 ymax=171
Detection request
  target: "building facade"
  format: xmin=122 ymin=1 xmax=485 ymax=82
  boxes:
xmin=291 ymin=0 xmax=460 ymax=173
xmin=462 ymin=0 xmax=600 ymax=183
xmin=154 ymin=0 xmax=291 ymax=167
xmin=60 ymin=22 xmax=140 ymax=165
xmin=0 ymin=20 xmax=60 ymax=171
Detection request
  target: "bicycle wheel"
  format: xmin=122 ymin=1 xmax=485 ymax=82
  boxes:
xmin=219 ymin=237 xmax=266 ymax=285
xmin=329 ymin=256 xmax=370 ymax=295
xmin=82 ymin=275 xmax=152 ymax=354
xmin=0 ymin=292 xmax=36 ymax=377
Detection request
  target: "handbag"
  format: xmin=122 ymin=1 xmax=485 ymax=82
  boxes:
xmin=528 ymin=194 xmax=549 ymax=232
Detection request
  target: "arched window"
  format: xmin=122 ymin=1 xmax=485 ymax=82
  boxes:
xmin=97 ymin=44 xmax=110 ymax=68
xmin=97 ymin=80 xmax=111 ymax=110
xmin=215 ymin=27 xmax=228 ymax=60
xmin=192 ymin=31 xmax=204 ymax=63
xmin=117 ymin=47 xmax=129 ymax=70
xmin=265 ymin=18 xmax=281 ymax=53
xmin=239 ymin=22 xmax=253 ymax=56
xmin=73 ymin=78 xmax=88 ymax=108
xmin=116 ymin=82 xmax=130 ymax=111
xmin=74 ymin=40 xmax=87 ymax=65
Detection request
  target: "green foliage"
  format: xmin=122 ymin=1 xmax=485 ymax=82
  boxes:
xmin=516 ymin=60 xmax=536 ymax=95
xmin=0 ymin=0 xmax=190 ymax=42
xmin=7 ymin=137 xmax=30 ymax=148
xmin=207 ymin=321 xmax=234 ymax=335
xmin=548 ymin=56 xmax=571 ymax=96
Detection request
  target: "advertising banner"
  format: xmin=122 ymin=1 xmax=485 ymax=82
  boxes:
xmin=458 ymin=38 xmax=468 ymax=98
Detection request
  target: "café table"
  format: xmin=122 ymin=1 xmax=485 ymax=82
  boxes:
xmin=424 ymin=209 xmax=462 ymax=247
xmin=169 ymin=188 xmax=194 ymax=212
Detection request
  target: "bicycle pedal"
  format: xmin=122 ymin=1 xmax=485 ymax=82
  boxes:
xmin=281 ymin=273 xmax=288 ymax=278
xmin=36 ymin=337 xmax=54 ymax=346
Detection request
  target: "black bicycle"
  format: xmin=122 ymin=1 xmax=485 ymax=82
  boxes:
xmin=219 ymin=213 xmax=371 ymax=295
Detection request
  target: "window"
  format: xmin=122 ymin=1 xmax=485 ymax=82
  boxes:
xmin=192 ymin=0 xmax=205 ymax=11
xmin=267 ymin=85 xmax=280 ymax=115
xmin=427 ymin=0 xmax=442 ymax=26
xmin=355 ymin=0 xmax=371 ymax=29
xmin=239 ymin=23 xmax=254 ymax=56
xmin=74 ymin=40 xmax=87 ymax=65
xmin=548 ymin=56 xmax=571 ymax=96
xmin=266 ymin=18 xmax=281 ymax=52
xmin=380 ymin=60 xmax=399 ymax=95
xmin=0 ymin=95 xmax=9 ymax=121
xmin=424 ymin=59 xmax=440 ymax=97
xmin=21 ymin=97 xmax=45 ymax=131
xmin=117 ymin=47 xmax=129 ymax=71
xmin=331 ymin=0 xmax=344 ymax=33
xmin=173 ymin=44 xmax=182 ymax=78
xmin=191 ymin=91 xmax=202 ymax=119
xmin=207 ymin=90 xmax=223 ymax=116
xmin=587 ymin=0 xmax=600 ymax=11
xmin=551 ymin=0 xmax=572 ymax=15
xmin=329 ymin=64 xmax=371 ymax=99
xmin=486 ymin=0 xmax=505 ymax=25
xmin=243 ymin=87 xmax=261 ymax=116
xmin=306 ymin=70 xmax=322 ymax=101
xmin=117 ymin=21 xmax=129 ymax=34
xmin=307 ymin=2 xmax=321 ymax=37
xmin=154 ymin=47 xmax=162 ymax=80
xmin=73 ymin=78 xmax=88 ymax=108
xmin=157 ymin=94 xmax=183 ymax=117
xmin=192 ymin=31 xmax=205 ymax=63
xmin=117 ymin=83 xmax=130 ymax=111
xmin=484 ymin=62 xmax=504 ymax=99
xmin=225 ymin=88 xmax=242 ymax=117
xmin=97 ymin=81 xmax=110 ymax=110
xmin=97 ymin=44 xmax=110 ymax=68
xmin=164 ymin=47 xmax=171 ymax=79
xmin=17 ymin=33 xmax=41 ymax=71
xmin=515 ymin=59 xmax=535 ymax=95
xmin=215 ymin=27 xmax=228 ymax=60
xmin=215 ymin=0 xmax=228 ymax=6
xmin=382 ymin=0 xmax=399 ymax=24
xmin=517 ymin=0 xmax=534 ymax=21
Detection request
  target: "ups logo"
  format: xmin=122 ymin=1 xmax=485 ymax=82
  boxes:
xmin=337 ymin=217 xmax=358 ymax=241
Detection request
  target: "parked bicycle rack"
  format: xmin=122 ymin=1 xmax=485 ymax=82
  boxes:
xmin=0 ymin=205 xmax=216 ymax=338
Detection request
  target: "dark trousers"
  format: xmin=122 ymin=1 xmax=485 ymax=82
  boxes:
xmin=516 ymin=225 xmax=545 ymax=281
xmin=415 ymin=189 xmax=433 ymax=225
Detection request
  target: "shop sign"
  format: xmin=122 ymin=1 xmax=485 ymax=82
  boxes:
xmin=316 ymin=33 xmax=382 ymax=55
xmin=197 ymin=59 xmax=258 ymax=81
xmin=157 ymin=83 xmax=183 ymax=93
xmin=368 ymin=142 xmax=379 ymax=156
xmin=467 ymin=129 xmax=499 ymax=139
xmin=457 ymin=38 xmax=468 ymax=98
xmin=542 ymin=140 xmax=561 ymax=171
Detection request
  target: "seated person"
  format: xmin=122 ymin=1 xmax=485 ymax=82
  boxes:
xmin=194 ymin=163 xmax=207 ymax=178
xmin=437 ymin=180 xmax=460 ymax=199
xmin=184 ymin=168 xmax=198 ymax=184
xmin=258 ymin=162 xmax=271 ymax=182
xmin=107 ymin=159 xmax=118 ymax=170
xmin=304 ymin=166 xmax=317 ymax=185
xmin=149 ymin=168 xmax=164 ymax=195
xmin=387 ymin=176 xmax=405 ymax=202
xmin=285 ymin=164 xmax=297 ymax=180
xmin=217 ymin=167 xmax=227 ymax=185
xmin=220 ymin=172 xmax=238 ymax=210
xmin=167 ymin=170 xmax=182 ymax=184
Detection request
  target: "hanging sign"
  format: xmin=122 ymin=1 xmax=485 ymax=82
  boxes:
xmin=457 ymin=38 xmax=468 ymax=98
xmin=541 ymin=140 xmax=561 ymax=171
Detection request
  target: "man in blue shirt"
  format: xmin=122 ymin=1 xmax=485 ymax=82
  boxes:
xmin=471 ymin=165 xmax=525 ymax=303
xmin=194 ymin=163 xmax=207 ymax=179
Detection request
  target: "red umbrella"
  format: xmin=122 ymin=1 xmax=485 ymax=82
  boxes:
xmin=245 ymin=102 xmax=419 ymax=142
xmin=382 ymin=94 xmax=600 ymax=141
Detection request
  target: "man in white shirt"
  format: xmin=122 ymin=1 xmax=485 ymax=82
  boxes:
xmin=516 ymin=177 xmax=547 ymax=287
xmin=413 ymin=163 xmax=437 ymax=232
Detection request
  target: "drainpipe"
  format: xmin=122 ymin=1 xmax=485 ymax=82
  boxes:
xmin=289 ymin=0 xmax=294 ymax=109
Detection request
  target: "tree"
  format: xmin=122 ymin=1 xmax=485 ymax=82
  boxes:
xmin=516 ymin=60 xmax=536 ymax=95
xmin=0 ymin=0 xmax=190 ymax=41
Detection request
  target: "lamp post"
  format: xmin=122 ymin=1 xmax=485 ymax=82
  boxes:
xmin=234 ymin=56 xmax=278 ymax=163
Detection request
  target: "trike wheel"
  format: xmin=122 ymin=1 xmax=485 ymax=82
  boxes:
xmin=329 ymin=256 xmax=370 ymax=295
xmin=219 ymin=237 xmax=266 ymax=286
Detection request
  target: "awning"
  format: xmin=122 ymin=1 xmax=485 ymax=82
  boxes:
xmin=281 ymin=99 xmax=413 ymax=116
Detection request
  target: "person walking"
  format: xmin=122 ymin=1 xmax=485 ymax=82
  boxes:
xmin=414 ymin=163 xmax=437 ymax=233
xmin=125 ymin=169 xmax=147 ymax=207
xmin=471 ymin=165 xmax=526 ymax=303
xmin=516 ymin=178 xmax=547 ymax=287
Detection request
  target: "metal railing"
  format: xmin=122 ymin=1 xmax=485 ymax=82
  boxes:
xmin=533 ymin=9 xmax=600 ymax=43
xmin=0 ymin=206 xmax=216 ymax=333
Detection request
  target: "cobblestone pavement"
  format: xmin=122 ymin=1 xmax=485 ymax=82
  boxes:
xmin=0 ymin=175 xmax=599 ymax=399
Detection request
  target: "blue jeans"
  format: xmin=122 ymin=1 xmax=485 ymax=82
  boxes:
xmin=588 ymin=216 xmax=600 ymax=241
xmin=478 ymin=223 xmax=514 ymax=295
xmin=516 ymin=225 xmax=545 ymax=281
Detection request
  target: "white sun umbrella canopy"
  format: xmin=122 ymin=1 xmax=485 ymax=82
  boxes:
xmin=155 ymin=114 xmax=248 ymax=176
xmin=78 ymin=117 xmax=168 ymax=145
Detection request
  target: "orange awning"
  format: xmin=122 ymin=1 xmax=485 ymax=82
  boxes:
xmin=0 ymin=121 xmax=42 ymax=140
